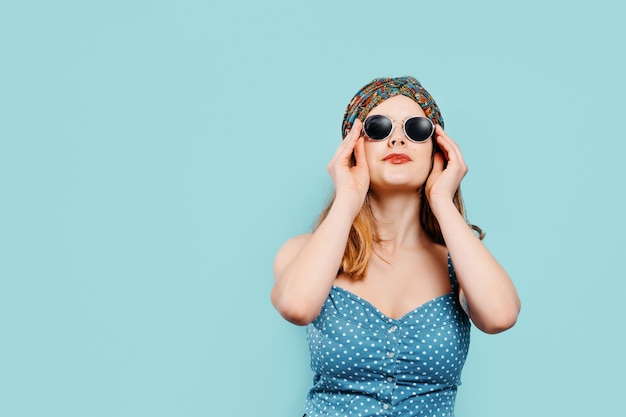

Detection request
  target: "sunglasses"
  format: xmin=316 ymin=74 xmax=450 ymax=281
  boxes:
xmin=363 ymin=115 xmax=435 ymax=143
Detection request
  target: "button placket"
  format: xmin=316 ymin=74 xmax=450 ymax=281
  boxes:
xmin=378 ymin=320 xmax=399 ymax=410
xmin=381 ymin=320 xmax=402 ymax=412
xmin=386 ymin=322 xmax=398 ymax=361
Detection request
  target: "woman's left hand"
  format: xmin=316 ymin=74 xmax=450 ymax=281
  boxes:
xmin=425 ymin=125 xmax=468 ymax=208
xmin=425 ymin=126 xmax=521 ymax=334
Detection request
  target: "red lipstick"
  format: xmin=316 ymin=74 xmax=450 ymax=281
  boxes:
xmin=383 ymin=153 xmax=412 ymax=164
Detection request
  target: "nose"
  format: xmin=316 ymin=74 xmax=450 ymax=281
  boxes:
xmin=388 ymin=120 xmax=406 ymax=147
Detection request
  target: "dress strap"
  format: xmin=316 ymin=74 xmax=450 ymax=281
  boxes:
xmin=447 ymin=253 xmax=459 ymax=291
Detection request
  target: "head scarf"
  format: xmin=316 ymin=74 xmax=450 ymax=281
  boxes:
xmin=341 ymin=76 xmax=444 ymax=138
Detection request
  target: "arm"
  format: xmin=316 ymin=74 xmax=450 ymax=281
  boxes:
xmin=271 ymin=120 xmax=369 ymax=325
xmin=426 ymin=125 xmax=521 ymax=334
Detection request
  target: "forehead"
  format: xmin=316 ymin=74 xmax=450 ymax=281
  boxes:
xmin=367 ymin=95 xmax=426 ymax=119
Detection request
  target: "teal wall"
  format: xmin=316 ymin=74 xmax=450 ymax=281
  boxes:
xmin=2 ymin=1 xmax=624 ymax=416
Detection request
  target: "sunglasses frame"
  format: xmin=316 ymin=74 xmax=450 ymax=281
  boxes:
xmin=363 ymin=114 xmax=435 ymax=143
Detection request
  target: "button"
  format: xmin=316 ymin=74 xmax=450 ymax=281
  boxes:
xmin=387 ymin=376 xmax=393 ymax=382
xmin=387 ymin=352 xmax=395 ymax=359
xmin=388 ymin=325 xmax=398 ymax=333
xmin=383 ymin=403 xmax=389 ymax=410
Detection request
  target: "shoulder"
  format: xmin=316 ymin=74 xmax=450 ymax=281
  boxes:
xmin=277 ymin=233 xmax=312 ymax=255
xmin=273 ymin=233 xmax=312 ymax=280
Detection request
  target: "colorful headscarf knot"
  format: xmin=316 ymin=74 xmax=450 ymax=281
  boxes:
xmin=342 ymin=76 xmax=444 ymax=138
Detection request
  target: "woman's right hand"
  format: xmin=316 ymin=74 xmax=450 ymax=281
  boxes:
xmin=326 ymin=119 xmax=370 ymax=212
xmin=272 ymin=120 xmax=369 ymax=325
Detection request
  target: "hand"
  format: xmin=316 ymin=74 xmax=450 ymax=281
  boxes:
xmin=425 ymin=125 xmax=468 ymax=209
xmin=326 ymin=119 xmax=370 ymax=211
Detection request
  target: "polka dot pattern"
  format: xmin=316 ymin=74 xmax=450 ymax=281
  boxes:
xmin=303 ymin=256 xmax=470 ymax=416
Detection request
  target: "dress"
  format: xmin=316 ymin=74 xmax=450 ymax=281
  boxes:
xmin=304 ymin=256 xmax=471 ymax=417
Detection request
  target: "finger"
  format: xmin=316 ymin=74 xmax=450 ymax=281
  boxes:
xmin=435 ymin=124 xmax=457 ymax=143
xmin=343 ymin=119 xmax=362 ymax=145
xmin=434 ymin=131 xmax=451 ymax=162
xmin=434 ymin=125 xmax=465 ymax=166
xmin=353 ymin=134 xmax=367 ymax=169
xmin=333 ymin=119 xmax=362 ymax=160
xmin=431 ymin=151 xmax=445 ymax=175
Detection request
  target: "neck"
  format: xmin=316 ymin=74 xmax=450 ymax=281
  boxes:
xmin=368 ymin=189 xmax=431 ymax=252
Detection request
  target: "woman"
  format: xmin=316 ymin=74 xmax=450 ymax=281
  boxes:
xmin=271 ymin=76 xmax=520 ymax=417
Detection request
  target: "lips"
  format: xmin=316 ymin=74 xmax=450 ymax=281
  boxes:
xmin=383 ymin=153 xmax=412 ymax=164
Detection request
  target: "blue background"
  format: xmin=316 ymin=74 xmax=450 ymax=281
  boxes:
xmin=1 ymin=1 xmax=624 ymax=416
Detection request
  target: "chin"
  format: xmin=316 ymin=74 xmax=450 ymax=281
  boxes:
xmin=371 ymin=179 xmax=424 ymax=193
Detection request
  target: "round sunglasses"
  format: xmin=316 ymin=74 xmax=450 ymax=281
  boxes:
xmin=363 ymin=115 xmax=435 ymax=143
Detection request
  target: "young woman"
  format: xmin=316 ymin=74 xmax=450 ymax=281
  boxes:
xmin=271 ymin=76 xmax=520 ymax=417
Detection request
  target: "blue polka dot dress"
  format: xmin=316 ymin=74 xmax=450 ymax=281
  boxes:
xmin=304 ymin=256 xmax=470 ymax=417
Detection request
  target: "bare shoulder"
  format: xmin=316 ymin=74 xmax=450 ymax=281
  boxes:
xmin=273 ymin=233 xmax=312 ymax=281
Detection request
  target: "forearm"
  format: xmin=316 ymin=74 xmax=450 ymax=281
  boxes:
xmin=432 ymin=199 xmax=520 ymax=333
xmin=271 ymin=197 xmax=358 ymax=325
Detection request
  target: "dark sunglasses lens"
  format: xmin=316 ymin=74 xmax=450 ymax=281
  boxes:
xmin=364 ymin=115 xmax=392 ymax=140
xmin=404 ymin=117 xmax=434 ymax=142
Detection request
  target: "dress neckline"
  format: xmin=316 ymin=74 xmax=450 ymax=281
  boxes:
xmin=331 ymin=285 xmax=455 ymax=323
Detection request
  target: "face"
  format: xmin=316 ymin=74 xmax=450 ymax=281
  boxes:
xmin=363 ymin=95 xmax=434 ymax=193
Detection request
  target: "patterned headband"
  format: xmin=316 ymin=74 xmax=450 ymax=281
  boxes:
xmin=341 ymin=76 xmax=444 ymax=138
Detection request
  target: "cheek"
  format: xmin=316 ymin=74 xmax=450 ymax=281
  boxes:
xmin=416 ymin=143 xmax=435 ymax=167
xmin=363 ymin=142 xmax=381 ymax=165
